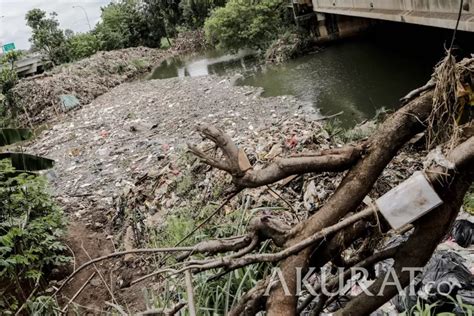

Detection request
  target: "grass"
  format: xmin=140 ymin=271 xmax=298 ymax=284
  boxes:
xmin=463 ymin=184 xmax=474 ymax=215
xmin=131 ymin=58 xmax=150 ymax=71
xmin=161 ymin=37 xmax=172 ymax=49
xmin=400 ymin=296 xmax=474 ymax=316
xmin=143 ymin=181 xmax=273 ymax=315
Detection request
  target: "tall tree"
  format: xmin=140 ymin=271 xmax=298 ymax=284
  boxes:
xmin=94 ymin=0 xmax=157 ymax=50
xmin=204 ymin=0 xmax=286 ymax=51
xmin=143 ymin=0 xmax=181 ymax=45
xmin=180 ymin=0 xmax=227 ymax=29
xmin=25 ymin=9 xmax=70 ymax=65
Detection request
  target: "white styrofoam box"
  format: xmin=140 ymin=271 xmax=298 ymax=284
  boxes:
xmin=376 ymin=171 xmax=443 ymax=229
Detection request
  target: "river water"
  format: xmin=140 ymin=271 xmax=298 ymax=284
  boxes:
xmin=148 ymin=23 xmax=472 ymax=126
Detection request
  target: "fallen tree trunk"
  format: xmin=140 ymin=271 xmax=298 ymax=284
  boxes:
xmin=336 ymin=136 xmax=474 ymax=315
xmin=265 ymin=91 xmax=435 ymax=315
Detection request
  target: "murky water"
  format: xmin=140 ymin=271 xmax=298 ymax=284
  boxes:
xmin=148 ymin=49 xmax=257 ymax=79
xmin=149 ymin=23 xmax=472 ymax=126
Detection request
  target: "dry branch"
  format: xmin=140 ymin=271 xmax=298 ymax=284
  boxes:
xmin=189 ymin=124 xmax=367 ymax=188
xmin=229 ymin=279 xmax=270 ymax=316
xmin=137 ymin=301 xmax=187 ymax=316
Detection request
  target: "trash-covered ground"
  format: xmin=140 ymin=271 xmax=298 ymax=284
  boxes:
xmin=170 ymin=29 xmax=208 ymax=55
xmin=26 ymin=72 xmax=473 ymax=313
xmin=13 ymin=47 xmax=172 ymax=126
xmin=28 ymin=74 xmax=319 ymax=235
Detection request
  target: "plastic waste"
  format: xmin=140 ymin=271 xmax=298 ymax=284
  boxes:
xmin=450 ymin=219 xmax=474 ymax=248
xmin=59 ymin=94 xmax=80 ymax=112
xmin=393 ymin=250 xmax=474 ymax=314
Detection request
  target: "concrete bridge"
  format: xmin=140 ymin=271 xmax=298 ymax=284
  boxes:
xmin=304 ymin=0 xmax=474 ymax=39
xmin=0 ymin=55 xmax=46 ymax=77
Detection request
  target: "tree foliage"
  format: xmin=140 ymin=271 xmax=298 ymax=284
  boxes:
xmin=0 ymin=52 xmax=23 ymax=126
xmin=204 ymin=0 xmax=285 ymax=50
xmin=180 ymin=0 xmax=226 ymax=29
xmin=0 ymin=160 xmax=68 ymax=312
xmin=95 ymin=0 xmax=155 ymax=50
xmin=25 ymin=9 xmax=70 ymax=65
xmin=67 ymin=32 xmax=101 ymax=61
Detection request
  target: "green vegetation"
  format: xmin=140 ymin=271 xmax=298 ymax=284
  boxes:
xmin=95 ymin=0 xmax=153 ymax=50
xmin=180 ymin=0 xmax=227 ymax=29
xmin=464 ymin=184 xmax=474 ymax=214
xmin=21 ymin=0 xmax=298 ymax=66
xmin=400 ymin=296 xmax=474 ymax=316
xmin=204 ymin=0 xmax=286 ymax=50
xmin=24 ymin=0 xmax=230 ymax=64
xmin=147 ymin=199 xmax=272 ymax=314
xmin=0 ymin=51 xmax=22 ymax=126
xmin=25 ymin=9 xmax=70 ymax=65
xmin=66 ymin=33 xmax=101 ymax=61
xmin=0 ymin=129 xmax=68 ymax=314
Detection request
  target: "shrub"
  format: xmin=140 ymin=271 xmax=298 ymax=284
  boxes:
xmin=204 ymin=0 xmax=286 ymax=51
xmin=67 ymin=33 xmax=101 ymax=61
xmin=0 ymin=159 xmax=69 ymax=312
xmin=0 ymin=52 xmax=22 ymax=126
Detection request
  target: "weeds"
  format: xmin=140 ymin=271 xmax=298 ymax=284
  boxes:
xmin=0 ymin=159 xmax=69 ymax=313
xmin=400 ymin=296 xmax=474 ymax=316
xmin=131 ymin=58 xmax=151 ymax=71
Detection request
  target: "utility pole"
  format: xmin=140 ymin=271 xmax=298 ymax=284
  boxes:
xmin=72 ymin=6 xmax=92 ymax=31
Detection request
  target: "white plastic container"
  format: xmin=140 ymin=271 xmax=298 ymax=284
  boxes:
xmin=376 ymin=171 xmax=443 ymax=229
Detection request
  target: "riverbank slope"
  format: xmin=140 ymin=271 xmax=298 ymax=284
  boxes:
xmin=13 ymin=47 xmax=172 ymax=126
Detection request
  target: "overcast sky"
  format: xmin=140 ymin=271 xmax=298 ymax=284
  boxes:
xmin=0 ymin=0 xmax=112 ymax=50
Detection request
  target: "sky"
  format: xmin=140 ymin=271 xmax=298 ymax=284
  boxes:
xmin=0 ymin=0 xmax=112 ymax=50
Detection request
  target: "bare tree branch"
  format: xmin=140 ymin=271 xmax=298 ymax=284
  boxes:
xmin=189 ymin=123 xmax=367 ymax=188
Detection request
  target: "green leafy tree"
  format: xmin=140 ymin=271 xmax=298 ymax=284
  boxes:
xmin=25 ymin=9 xmax=70 ymax=65
xmin=180 ymin=0 xmax=227 ymax=29
xmin=204 ymin=0 xmax=285 ymax=51
xmin=67 ymin=32 xmax=101 ymax=61
xmin=95 ymin=0 xmax=156 ymax=50
xmin=0 ymin=51 xmax=23 ymax=126
xmin=144 ymin=0 xmax=181 ymax=45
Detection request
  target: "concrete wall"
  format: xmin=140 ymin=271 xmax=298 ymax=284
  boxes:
xmin=312 ymin=0 xmax=474 ymax=32
xmin=0 ymin=56 xmax=46 ymax=77
xmin=314 ymin=13 xmax=375 ymax=41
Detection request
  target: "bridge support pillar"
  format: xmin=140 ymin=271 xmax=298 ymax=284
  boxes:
xmin=315 ymin=13 xmax=375 ymax=41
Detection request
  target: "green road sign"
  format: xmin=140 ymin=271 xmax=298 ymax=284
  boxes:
xmin=2 ymin=43 xmax=16 ymax=53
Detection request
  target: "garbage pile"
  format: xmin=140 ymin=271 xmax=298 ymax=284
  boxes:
xmin=392 ymin=250 xmax=474 ymax=314
xmin=111 ymin=115 xmax=474 ymax=314
xmin=110 ymin=115 xmax=425 ymax=252
xmin=12 ymin=47 xmax=170 ymax=126
xmin=170 ymin=30 xmax=208 ymax=55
